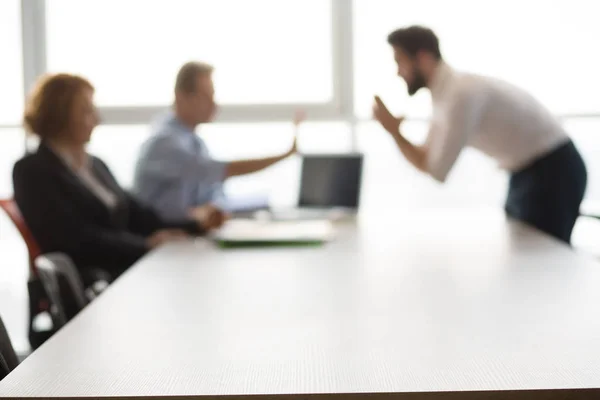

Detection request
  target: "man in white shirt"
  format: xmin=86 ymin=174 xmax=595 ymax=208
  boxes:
xmin=373 ymin=25 xmax=587 ymax=244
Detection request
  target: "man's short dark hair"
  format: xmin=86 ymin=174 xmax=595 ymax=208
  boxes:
xmin=387 ymin=26 xmax=442 ymax=60
xmin=175 ymin=61 xmax=214 ymax=94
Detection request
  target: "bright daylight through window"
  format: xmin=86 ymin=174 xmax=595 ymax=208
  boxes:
xmin=0 ymin=0 xmax=23 ymax=125
xmin=46 ymin=0 xmax=333 ymax=107
xmin=353 ymin=0 xmax=600 ymax=119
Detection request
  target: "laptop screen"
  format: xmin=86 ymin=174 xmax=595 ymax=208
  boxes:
xmin=298 ymin=154 xmax=363 ymax=209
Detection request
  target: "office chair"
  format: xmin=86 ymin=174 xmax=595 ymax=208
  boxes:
xmin=0 ymin=315 xmax=19 ymax=380
xmin=2 ymin=200 xmax=108 ymax=344
xmin=35 ymin=253 xmax=90 ymax=329
xmin=0 ymin=198 xmax=53 ymax=349
xmin=0 ymin=198 xmax=41 ymax=276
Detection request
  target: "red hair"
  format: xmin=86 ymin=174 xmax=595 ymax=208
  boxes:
xmin=23 ymin=73 xmax=94 ymax=139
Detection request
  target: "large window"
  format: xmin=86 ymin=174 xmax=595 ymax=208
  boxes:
xmin=7 ymin=0 xmax=600 ymax=207
xmin=353 ymin=0 xmax=600 ymax=119
xmin=0 ymin=0 xmax=23 ymax=125
xmin=46 ymin=0 xmax=333 ymax=107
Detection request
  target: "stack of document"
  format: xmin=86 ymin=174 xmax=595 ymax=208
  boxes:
xmin=212 ymin=219 xmax=335 ymax=248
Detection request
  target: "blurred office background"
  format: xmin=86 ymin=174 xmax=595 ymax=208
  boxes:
xmin=1 ymin=0 xmax=599 ymax=351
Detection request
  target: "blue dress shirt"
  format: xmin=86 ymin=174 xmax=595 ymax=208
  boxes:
xmin=133 ymin=112 xmax=227 ymax=220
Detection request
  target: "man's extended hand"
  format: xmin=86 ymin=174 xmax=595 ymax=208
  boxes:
xmin=293 ymin=109 xmax=306 ymax=127
xmin=373 ymin=95 xmax=405 ymax=135
xmin=286 ymin=110 xmax=304 ymax=156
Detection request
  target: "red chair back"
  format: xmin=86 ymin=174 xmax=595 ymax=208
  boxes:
xmin=0 ymin=198 xmax=40 ymax=276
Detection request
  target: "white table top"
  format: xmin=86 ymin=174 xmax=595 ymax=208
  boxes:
xmin=1 ymin=210 xmax=600 ymax=399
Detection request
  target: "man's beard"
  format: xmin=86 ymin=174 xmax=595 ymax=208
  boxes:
xmin=407 ymin=69 xmax=427 ymax=96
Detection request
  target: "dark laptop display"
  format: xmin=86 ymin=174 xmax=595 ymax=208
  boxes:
xmin=298 ymin=154 xmax=364 ymax=209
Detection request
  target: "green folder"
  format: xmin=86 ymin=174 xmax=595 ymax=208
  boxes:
xmin=215 ymin=239 xmax=325 ymax=249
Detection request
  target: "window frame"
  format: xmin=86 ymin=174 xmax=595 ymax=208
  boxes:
xmin=24 ymin=0 xmax=355 ymax=125
xmin=14 ymin=0 xmax=600 ymax=131
xmin=0 ymin=0 xmax=25 ymax=127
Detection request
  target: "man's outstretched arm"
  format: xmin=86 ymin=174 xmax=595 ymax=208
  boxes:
xmin=226 ymin=141 xmax=296 ymax=178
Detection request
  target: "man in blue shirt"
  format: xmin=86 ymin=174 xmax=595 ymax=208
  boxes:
xmin=133 ymin=61 xmax=299 ymax=221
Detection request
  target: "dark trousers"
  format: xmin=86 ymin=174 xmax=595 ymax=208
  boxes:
xmin=505 ymin=139 xmax=587 ymax=244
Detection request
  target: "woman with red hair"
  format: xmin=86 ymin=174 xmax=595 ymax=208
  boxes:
xmin=14 ymin=73 xmax=224 ymax=284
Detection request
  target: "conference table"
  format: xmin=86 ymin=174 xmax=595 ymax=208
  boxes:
xmin=1 ymin=209 xmax=600 ymax=399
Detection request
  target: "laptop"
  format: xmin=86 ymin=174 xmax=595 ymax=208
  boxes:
xmin=269 ymin=153 xmax=364 ymax=221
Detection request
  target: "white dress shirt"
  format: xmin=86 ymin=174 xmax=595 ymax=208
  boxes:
xmin=424 ymin=62 xmax=569 ymax=182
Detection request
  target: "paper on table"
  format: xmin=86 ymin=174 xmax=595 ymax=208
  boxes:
xmin=212 ymin=219 xmax=335 ymax=242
